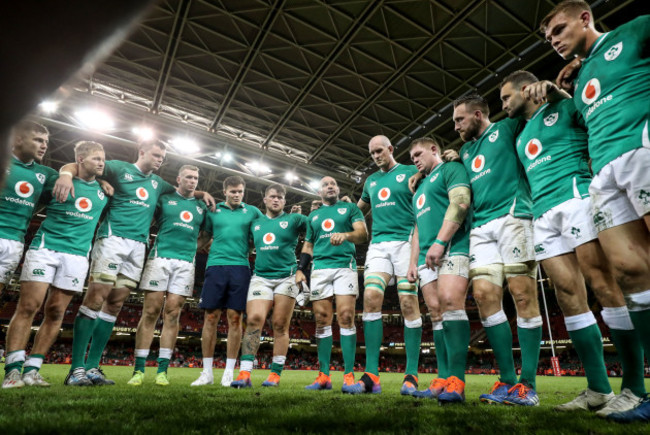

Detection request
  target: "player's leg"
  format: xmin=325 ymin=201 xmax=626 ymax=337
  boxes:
xmin=232 ymin=298 xmax=272 ymax=388
xmin=263 ymin=292 xmax=296 ymax=386
xmin=0 ymin=238 xmax=24 ymax=298
xmin=24 ymin=287 xmax=75 ymax=386
xmin=436 ymin=257 xmax=470 ymax=404
xmin=128 ymin=290 xmax=165 ymax=385
xmin=222 ymin=265 xmax=251 ymax=387
xmin=336 ymin=292 xmax=358 ymax=392
xmin=2 ymin=280 xmax=50 ymax=388
xmin=154 ymin=292 xmax=186 ymax=386
xmin=305 ymin=297 xmax=334 ymax=390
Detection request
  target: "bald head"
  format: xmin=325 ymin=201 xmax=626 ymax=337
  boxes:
xmin=319 ymin=176 xmax=340 ymax=204
xmin=368 ymin=135 xmax=396 ymax=171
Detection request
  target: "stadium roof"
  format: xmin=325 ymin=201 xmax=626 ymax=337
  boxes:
xmin=36 ymin=0 xmax=637 ymax=205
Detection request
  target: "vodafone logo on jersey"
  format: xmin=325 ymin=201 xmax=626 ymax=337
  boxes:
xmin=378 ymin=187 xmax=391 ymax=201
xmin=136 ymin=187 xmax=149 ymax=201
xmin=15 ymin=181 xmax=34 ymax=198
xmin=471 ymin=155 xmax=486 ymax=173
xmin=75 ymin=197 xmax=92 ymax=212
xmin=263 ymin=233 xmax=276 ymax=244
xmin=416 ymin=194 xmax=426 ymax=210
xmin=321 ymin=218 xmax=335 ymax=232
xmin=525 ymin=139 xmax=543 ymax=160
xmin=582 ymin=79 xmax=601 ymax=105
xmin=180 ymin=210 xmax=193 ymax=223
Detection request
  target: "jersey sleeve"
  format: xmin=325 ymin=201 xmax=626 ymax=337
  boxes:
xmin=349 ymin=204 xmax=365 ymax=223
xmin=305 ymin=216 xmax=315 ymax=244
xmin=295 ymin=213 xmax=308 ymax=232
xmin=360 ymin=178 xmax=370 ymax=204
xmin=102 ymin=160 xmax=122 ymax=184
xmin=565 ymin=99 xmax=587 ymax=131
xmin=40 ymin=167 xmax=59 ymax=203
xmin=203 ymin=212 xmax=214 ymax=235
xmin=160 ymin=179 xmax=175 ymax=195
xmin=444 ymin=162 xmax=471 ymax=191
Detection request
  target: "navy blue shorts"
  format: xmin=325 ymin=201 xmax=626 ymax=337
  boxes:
xmin=199 ymin=265 xmax=251 ymax=311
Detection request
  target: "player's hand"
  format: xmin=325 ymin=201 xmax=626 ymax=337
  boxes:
xmin=425 ymin=243 xmax=445 ymax=269
xmin=523 ymin=80 xmax=558 ymax=104
xmin=407 ymin=263 xmax=418 ymax=283
xmin=201 ymin=192 xmax=216 ymax=211
xmin=330 ymin=232 xmax=348 ymax=246
xmin=340 ymin=195 xmax=352 ymax=203
xmin=53 ymin=174 xmax=74 ymax=202
xmin=556 ymin=58 xmax=582 ymax=92
xmin=295 ymin=281 xmax=310 ymax=307
xmin=441 ymin=149 xmax=460 ymax=162
xmin=290 ymin=204 xmax=302 ymax=214
xmin=296 ymin=270 xmax=307 ymax=285
xmin=97 ymin=179 xmax=114 ymax=196
xmin=408 ymin=172 xmax=424 ymax=193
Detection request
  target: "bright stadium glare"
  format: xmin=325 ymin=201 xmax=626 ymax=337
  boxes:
xmin=75 ymin=109 xmax=114 ymax=131
xmin=246 ymin=161 xmax=272 ymax=174
xmin=132 ymin=126 xmax=154 ymax=141
xmin=222 ymin=152 xmax=233 ymax=162
xmin=309 ymin=180 xmax=320 ymax=190
xmin=172 ymin=137 xmax=200 ymax=154
xmin=285 ymin=172 xmax=298 ymax=182
xmin=39 ymin=101 xmax=58 ymax=114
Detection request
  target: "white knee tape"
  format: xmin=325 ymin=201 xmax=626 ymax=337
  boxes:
xmin=98 ymin=311 xmax=117 ymax=323
xmin=564 ymin=311 xmax=597 ymax=332
xmin=443 ymin=310 xmax=468 ymax=321
xmin=78 ymin=305 xmax=99 ymax=319
xmin=481 ymin=310 xmax=508 ymax=328
xmin=362 ymin=312 xmax=382 ymax=322
xmin=517 ymin=316 xmax=543 ymax=329
xmin=601 ymin=306 xmax=635 ymax=330
xmin=404 ymin=317 xmax=422 ymax=328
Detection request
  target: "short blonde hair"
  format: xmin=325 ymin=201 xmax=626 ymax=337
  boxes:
xmin=178 ymin=164 xmax=199 ymax=175
xmin=74 ymin=141 xmax=104 ymax=160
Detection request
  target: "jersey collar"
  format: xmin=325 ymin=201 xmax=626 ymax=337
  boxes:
xmin=218 ymin=201 xmax=244 ymax=210
xmin=174 ymin=190 xmax=195 ymax=200
xmin=475 ymin=123 xmax=495 ymax=142
xmin=586 ymin=32 xmax=610 ymax=59
xmin=11 ymin=154 xmax=35 ymax=167
xmin=382 ymin=162 xmax=401 ymax=174
xmin=266 ymin=211 xmax=286 ymax=219
xmin=530 ymin=103 xmax=549 ymax=122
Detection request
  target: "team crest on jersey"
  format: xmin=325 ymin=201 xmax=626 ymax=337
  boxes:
xmin=243 ymin=208 xmax=248 ymax=213
xmin=337 ymin=208 xmax=347 ymax=215
xmin=97 ymin=190 xmax=105 ymax=201
xmin=543 ymin=113 xmax=558 ymax=127
xmin=396 ymin=174 xmax=405 ymax=183
xmin=75 ymin=197 xmax=92 ymax=212
xmin=471 ymin=155 xmax=485 ymax=173
xmin=254 ymin=225 xmax=260 ymax=231
xmin=370 ymin=181 xmax=377 ymax=188
xmin=489 ymin=130 xmax=499 ymax=142
xmin=312 ymin=215 xmax=319 ymax=222
xmin=263 ymin=233 xmax=276 ymax=244
xmin=525 ymin=139 xmax=543 ymax=160
xmin=463 ymin=152 xmax=469 ymax=160
xmin=36 ymin=173 xmax=46 ymax=184
xmin=378 ymin=187 xmax=391 ymax=201
xmin=14 ymin=181 xmax=33 ymax=198
xmin=429 ymin=173 xmax=439 ymax=183
xmin=604 ymin=42 xmax=623 ymax=61
xmin=280 ymin=221 xmax=288 ymax=229
xmin=180 ymin=211 xmax=193 ymax=223
xmin=124 ymin=173 xmax=133 ymax=181
xmin=416 ymin=194 xmax=426 ymax=209
xmin=196 ymin=206 xmax=203 ymax=215
xmin=136 ymin=187 xmax=149 ymax=200
xmin=151 ymin=180 xmax=158 ymax=189
xmin=581 ymin=78 xmax=601 ymax=105
xmin=321 ymin=218 xmax=335 ymax=232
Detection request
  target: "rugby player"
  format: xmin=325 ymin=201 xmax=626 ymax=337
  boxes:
xmin=541 ymin=1 xmax=650 ymax=422
xmin=3 ymin=141 xmax=108 ymax=388
xmin=345 ymin=135 xmax=422 ymax=395
xmin=191 ymin=176 xmax=264 ymax=387
xmin=0 ymin=120 xmax=56 ymax=298
xmin=406 ymin=137 xmax=471 ymax=404
xmin=55 ymin=141 xmax=214 ymax=386
xmin=127 ymin=165 xmax=209 ymax=386
xmin=453 ymin=94 xmax=542 ymax=406
xmin=298 ymin=176 xmax=367 ymax=392
xmin=501 ymin=70 xmax=645 ymax=415
xmin=230 ymin=184 xmax=307 ymax=388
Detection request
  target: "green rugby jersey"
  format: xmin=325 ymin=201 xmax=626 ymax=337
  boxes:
xmin=149 ymin=192 xmax=208 ymax=263
xmin=360 ymin=163 xmax=418 ymax=243
xmin=204 ymin=202 xmax=263 ymax=267
xmin=252 ymin=212 xmax=307 ymax=279
xmin=96 ymin=160 xmax=174 ymax=244
xmin=413 ymin=162 xmax=470 ymax=266
xmin=306 ymin=201 xmax=364 ymax=270
xmin=460 ymin=117 xmax=532 ymax=228
xmin=0 ymin=156 xmax=58 ymax=242
xmin=30 ymin=178 xmax=108 ymax=257
xmin=516 ymin=100 xmax=591 ymax=218
xmin=573 ymin=16 xmax=650 ymax=175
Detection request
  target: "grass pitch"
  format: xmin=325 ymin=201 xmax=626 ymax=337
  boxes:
xmin=1 ymin=364 xmax=648 ymax=434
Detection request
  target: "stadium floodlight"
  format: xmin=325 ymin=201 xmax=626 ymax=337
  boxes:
xmin=132 ymin=126 xmax=154 ymax=141
xmin=309 ymin=180 xmax=320 ymax=190
xmin=74 ymin=109 xmax=114 ymax=131
xmin=222 ymin=152 xmax=233 ymax=162
xmin=285 ymin=172 xmax=298 ymax=182
xmin=214 ymin=151 xmax=222 ymax=158
xmin=39 ymin=101 xmax=58 ymax=114
xmin=172 ymin=137 xmax=200 ymax=154
xmin=246 ymin=161 xmax=272 ymax=174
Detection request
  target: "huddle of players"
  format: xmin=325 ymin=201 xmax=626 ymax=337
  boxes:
xmin=1 ymin=0 xmax=648 ymax=423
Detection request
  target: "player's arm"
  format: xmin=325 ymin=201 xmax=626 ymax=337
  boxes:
xmin=52 ymin=162 xmax=78 ymax=202
xmin=193 ymin=190 xmax=216 ymax=211
xmin=407 ymin=224 xmax=420 ymax=282
xmin=196 ymin=231 xmax=212 ymax=253
xmin=356 ymin=199 xmax=371 ymax=215
xmin=425 ymin=186 xmax=470 ymax=268
xmin=523 ymin=80 xmax=570 ymax=104
xmin=97 ymin=179 xmax=115 ymax=196
xmin=408 ymin=172 xmax=423 ymax=193
xmin=330 ymin=220 xmax=367 ymax=246
xmin=295 ymin=241 xmax=314 ymax=284
xmin=555 ymin=57 xmax=582 ymax=92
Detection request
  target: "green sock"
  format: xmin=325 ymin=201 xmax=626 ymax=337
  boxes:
xmin=629 ymin=310 xmax=650 ymax=359
xmin=157 ymin=358 xmax=170 ymax=374
xmin=5 ymin=351 xmax=25 ymax=373
xmin=518 ymin=325 xmax=542 ymax=389
xmin=443 ymin=320 xmax=470 ymax=382
xmin=484 ymin=322 xmax=517 ymax=385
xmin=71 ymin=314 xmax=95 ymax=370
xmin=135 ymin=357 xmax=147 ymax=373
xmin=23 ymin=354 xmax=45 ymax=374
xmin=85 ymin=317 xmax=115 ymax=370
xmin=609 ymin=328 xmax=647 ymax=397
xmin=404 ymin=323 xmax=422 ymax=377
xmin=317 ymin=335 xmax=333 ymax=375
xmin=568 ymin=324 xmax=612 ymax=394
xmin=363 ymin=318 xmax=383 ymax=376
xmin=340 ymin=331 xmax=357 ymax=374
xmin=433 ymin=326 xmax=448 ymax=379
xmin=271 ymin=362 xmax=283 ymax=375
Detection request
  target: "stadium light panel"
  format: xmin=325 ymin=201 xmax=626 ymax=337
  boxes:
xmin=39 ymin=101 xmax=58 ymax=114
xmin=309 ymin=180 xmax=320 ymax=190
xmin=132 ymin=126 xmax=154 ymax=141
xmin=75 ymin=109 xmax=114 ymax=131
xmin=172 ymin=137 xmax=200 ymax=154
xmin=222 ymin=152 xmax=233 ymax=162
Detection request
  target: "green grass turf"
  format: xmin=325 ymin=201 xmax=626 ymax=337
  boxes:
xmin=1 ymin=364 xmax=649 ymax=434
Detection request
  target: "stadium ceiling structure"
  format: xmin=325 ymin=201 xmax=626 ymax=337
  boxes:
xmin=35 ymin=0 xmax=638 ymax=206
